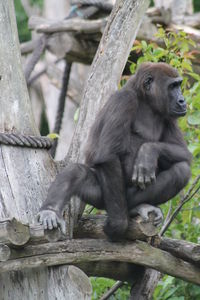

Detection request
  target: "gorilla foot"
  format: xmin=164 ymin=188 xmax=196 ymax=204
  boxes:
xmin=37 ymin=210 xmax=66 ymax=234
xmin=129 ymin=203 xmax=163 ymax=226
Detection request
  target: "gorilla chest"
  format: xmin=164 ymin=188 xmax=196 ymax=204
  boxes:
xmin=133 ymin=115 xmax=164 ymax=142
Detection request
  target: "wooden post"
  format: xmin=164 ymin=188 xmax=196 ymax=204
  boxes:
xmin=0 ymin=1 xmax=91 ymax=299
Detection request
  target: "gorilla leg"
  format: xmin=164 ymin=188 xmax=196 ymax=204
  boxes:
xmin=96 ymin=160 xmax=128 ymax=240
xmin=38 ymin=163 xmax=103 ymax=232
xmin=127 ymin=161 xmax=190 ymax=209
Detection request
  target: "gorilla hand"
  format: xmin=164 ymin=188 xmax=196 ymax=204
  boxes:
xmin=132 ymin=143 xmax=157 ymax=190
xmin=129 ymin=204 xmax=163 ymax=226
xmin=37 ymin=210 xmax=66 ymax=234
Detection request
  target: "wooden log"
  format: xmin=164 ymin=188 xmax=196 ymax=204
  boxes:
xmin=46 ymin=32 xmax=97 ymax=63
xmin=182 ymin=12 xmax=200 ymax=29
xmin=0 ymin=239 xmax=199 ymax=285
xmin=0 ymin=219 xmax=64 ymax=246
xmin=74 ymin=215 xmax=158 ymax=241
xmin=0 ymin=219 xmax=30 ymax=246
xmin=28 ymin=17 xmax=107 ymax=34
xmin=0 ymin=244 xmax=11 ymax=261
xmin=156 ymin=237 xmax=200 ymax=263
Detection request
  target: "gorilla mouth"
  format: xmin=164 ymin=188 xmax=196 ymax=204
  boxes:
xmin=172 ymin=110 xmax=187 ymax=116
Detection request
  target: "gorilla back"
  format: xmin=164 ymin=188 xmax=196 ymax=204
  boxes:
xmin=38 ymin=62 xmax=191 ymax=240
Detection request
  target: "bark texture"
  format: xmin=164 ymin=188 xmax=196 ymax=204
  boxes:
xmin=0 ymin=2 xmax=91 ymax=299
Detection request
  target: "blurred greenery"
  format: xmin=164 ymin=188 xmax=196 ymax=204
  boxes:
xmin=14 ymin=0 xmax=30 ymax=42
xmin=91 ymin=278 xmax=130 ymax=300
xmin=14 ymin=0 xmax=43 ymax=42
xmin=193 ymin=0 xmax=200 ymax=12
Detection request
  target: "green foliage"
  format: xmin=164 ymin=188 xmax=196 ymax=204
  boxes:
xmin=129 ymin=28 xmax=200 ymax=299
xmin=91 ymin=278 xmax=130 ymax=300
xmin=14 ymin=0 xmax=44 ymax=42
xmin=154 ymin=276 xmax=200 ymax=300
xmin=193 ymin=0 xmax=200 ymax=12
xmin=14 ymin=0 xmax=30 ymax=42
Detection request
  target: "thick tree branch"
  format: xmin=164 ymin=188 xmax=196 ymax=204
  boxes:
xmin=0 ymin=238 xmax=199 ymax=285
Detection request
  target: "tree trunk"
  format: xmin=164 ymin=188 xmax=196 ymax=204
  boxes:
xmin=0 ymin=1 xmax=91 ymax=299
xmin=66 ymin=0 xmax=150 ymax=226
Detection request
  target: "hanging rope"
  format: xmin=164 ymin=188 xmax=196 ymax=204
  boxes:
xmin=0 ymin=132 xmax=52 ymax=149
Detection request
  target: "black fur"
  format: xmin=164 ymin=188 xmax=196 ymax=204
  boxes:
xmin=38 ymin=62 xmax=191 ymax=240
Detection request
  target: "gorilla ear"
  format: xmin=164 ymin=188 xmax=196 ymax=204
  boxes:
xmin=143 ymin=76 xmax=153 ymax=91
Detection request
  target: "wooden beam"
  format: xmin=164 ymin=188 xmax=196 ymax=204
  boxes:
xmin=0 ymin=239 xmax=199 ymax=285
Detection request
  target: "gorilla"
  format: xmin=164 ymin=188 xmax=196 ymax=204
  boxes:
xmin=38 ymin=62 xmax=191 ymax=240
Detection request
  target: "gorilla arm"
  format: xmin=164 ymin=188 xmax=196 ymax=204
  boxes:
xmin=132 ymin=123 xmax=191 ymax=190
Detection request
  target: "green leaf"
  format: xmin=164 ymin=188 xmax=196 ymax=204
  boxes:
xmin=182 ymin=61 xmax=193 ymax=72
xmin=132 ymin=45 xmax=142 ymax=51
xmin=141 ymin=40 xmax=148 ymax=50
xmin=188 ymin=72 xmax=200 ymax=81
xmin=47 ymin=133 xmax=59 ymax=140
xmin=130 ymin=63 xmax=136 ymax=74
xmin=188 ymin=112 xmax=200 ymax=125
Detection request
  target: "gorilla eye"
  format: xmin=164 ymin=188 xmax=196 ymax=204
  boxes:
xmin=144 ymin=76 xmax=153 ymax=90
xmin=169 ymin=81 xmax=181 ymax=89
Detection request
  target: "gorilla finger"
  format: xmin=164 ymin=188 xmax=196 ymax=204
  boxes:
xmin=47 ymin=218 xmax=53 ymax=230
xmin=43 ymin=219 xmax=48 ymax=230
xmin=138 ymin=182 xmax=145 ymax=190
xmin=140 ymin=211 xmax=149 ymax=221
xmin=144 ymin=175 xmax=151 ymax=186
xmin=150 ymin=173 xmax=156 ymax=183
xmin=154 ymin=217 xmax=163 ymax=226
xmin=138 ymin=167 xmax=145 ymax=189
xmin=52 ymin=217 xmax=58 ymax=228
xmin=132 ymin=166 xmax=138 ymax=183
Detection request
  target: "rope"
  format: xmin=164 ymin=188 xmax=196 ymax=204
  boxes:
xmin=25 ymin=35 xmax=47 ymax=83
xmin=50 ymin=61 xmax=72 ymax=158
xmin=0 ymin=133 xmax=53 ymax=149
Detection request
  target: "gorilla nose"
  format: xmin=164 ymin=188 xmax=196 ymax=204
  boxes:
xmin=177 ymin=98 xmax=186 ymax=109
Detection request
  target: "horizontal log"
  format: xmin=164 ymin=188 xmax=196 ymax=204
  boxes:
xmin=1 ymin=238 xmax=199 ymax=285
xmin=75 ymin=216 xmax=200 ymax=265
xmin=0 ymin=218 xmax=30 ymax=246
xmin=156 ymin=237 xmax=200 ymax=263
xmin=74 ymin=214 xmax=158 ymax=240
xmin=0 ymin=244 xmax=11 ymax=262
xmin=0 ymin=214 xmax=157 ymax=249
xmin=0 ymin=218 xmax=63 ymax=246
xmin=32 ymin=18 xmax=107 ymax=34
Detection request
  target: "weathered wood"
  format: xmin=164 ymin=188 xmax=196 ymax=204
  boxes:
xmin=0 ymin=219 xmax=30 ymax=246
xmin=29 ymin=16 xmax=107 ymax=34
xmin=46 ymin=32 xmax=97 ymax=63
xmin=0 ymin=214 xmax=157 ymax=247
xmin=1 ymin=239 xmax=200 ymax=285
xmin=0 ymin=219 xmax=65 ymax=245
xmin=0 ymin=244 xmax=11 ymax=262
xmin=0 ymin=1 xmax=91 ymax=299
xmin=157 ymin=237 xmax=200 ymax=263
xmin=130 ymin=268 xmax=162 ymax=300
xmin=74 ymin=215 xmax=158 ymax=240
